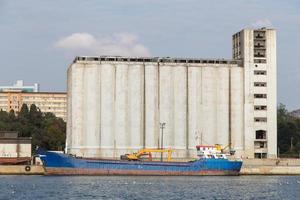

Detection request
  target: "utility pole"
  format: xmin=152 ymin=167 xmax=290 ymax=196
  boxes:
xmin=290 ymin=137 xmax=294 ymax=152
xmin=160 ymin=122 xmax=166 ymax=162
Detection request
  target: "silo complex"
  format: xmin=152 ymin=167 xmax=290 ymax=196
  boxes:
xmin=66 ymin=57 xmax=243 ymax=158
xmin=66 ymin=28 xmax=277 ymax=159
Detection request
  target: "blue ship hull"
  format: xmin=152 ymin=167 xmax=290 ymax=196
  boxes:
xmin=38 ymin=150 xmax=243 ymax=176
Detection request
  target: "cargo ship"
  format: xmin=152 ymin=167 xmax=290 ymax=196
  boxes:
xmin=38 ymin=145 xmax=242 ymax=176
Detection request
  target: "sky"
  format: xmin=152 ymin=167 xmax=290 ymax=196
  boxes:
xmin=0 ymin=0 xmax=299 ymax=110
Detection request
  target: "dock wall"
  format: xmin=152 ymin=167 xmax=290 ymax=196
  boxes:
xmin=0 ymin=165 xmax=44 ymax=175
xmin=241 ymin=158 xmax=300 ymax=175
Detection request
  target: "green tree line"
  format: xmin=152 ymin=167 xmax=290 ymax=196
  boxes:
xmin=278 ymin=103 xmax=300 ymax=157
xmin=0 ymin=104 xmax=66 ymax=151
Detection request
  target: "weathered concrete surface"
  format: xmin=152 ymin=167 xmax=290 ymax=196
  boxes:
xmin=241 ymin=159 xmax=300 ymax=175
xmin=0 ymin=165 xmax=44 ymax=175
xmin=241 ymin=166 xmax=300 ymax=175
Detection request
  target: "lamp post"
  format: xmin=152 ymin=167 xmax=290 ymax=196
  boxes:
xmin=160 ymin=122 xmax=166 ymax=162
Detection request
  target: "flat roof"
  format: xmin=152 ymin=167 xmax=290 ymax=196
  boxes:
xmin=0 ymin=91 xmax=66 ymax=95
xmin=74 ymin=56 xmax=242 ymax=66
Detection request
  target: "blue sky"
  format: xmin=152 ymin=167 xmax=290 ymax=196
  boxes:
xmin=0 ymin=0 xmax=299 ymax=109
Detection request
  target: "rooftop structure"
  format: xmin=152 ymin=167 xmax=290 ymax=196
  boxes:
xmin=0 ymin=80 xmax=39 ymax=93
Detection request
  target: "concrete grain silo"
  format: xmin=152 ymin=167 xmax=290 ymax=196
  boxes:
xmin=66 ymin=27 xmax=277 ymax=159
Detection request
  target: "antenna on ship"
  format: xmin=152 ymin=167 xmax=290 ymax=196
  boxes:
xmin=195 ymin=131 xmax=203 ymax=145
xmin=159 ymin=122 xmax=166 ymax=162
xmin=201 ymin=132 xmax=203 ymax=145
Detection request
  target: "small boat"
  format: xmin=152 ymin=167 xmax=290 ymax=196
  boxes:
xmin=38 ymin=145 xmax=242 ymax=176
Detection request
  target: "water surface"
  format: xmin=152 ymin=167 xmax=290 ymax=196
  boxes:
xmin=1 ymin=175 xmax=299 ymax=200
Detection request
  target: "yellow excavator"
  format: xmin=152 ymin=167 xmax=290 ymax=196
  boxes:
xmin=215 ymin=144 xmax=236 ymax=155
xmin=120 ymin=149 xmax=173 ymax=161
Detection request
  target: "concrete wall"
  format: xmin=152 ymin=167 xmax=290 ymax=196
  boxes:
xmin=67 ymin=60 xmax=244 ymax=158
xmin=0 ymin=143 xmax=31 ymax=157
xmin=241 ymin=159 xmax=300 ymax=175
xmin=0 ymin=165 xmax=44 ymax=175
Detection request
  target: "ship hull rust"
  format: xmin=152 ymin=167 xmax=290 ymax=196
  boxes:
xmin=45 ymin=167 xmax=240 ymax=176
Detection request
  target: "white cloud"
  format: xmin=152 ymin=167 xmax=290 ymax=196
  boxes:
xmin=55 ymin=32 xmax=150 ymax=57
xmin=250 ymin=19 xmax=273 ymax=28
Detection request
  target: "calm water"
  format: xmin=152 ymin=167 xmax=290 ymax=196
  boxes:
xmin=0 ymin=176 xmax=300 ymax=200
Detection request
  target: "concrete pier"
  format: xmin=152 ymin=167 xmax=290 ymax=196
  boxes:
xmin=0 ymin=165 xmax=44 ymax=175
xmin=241 ymin=159 xmax=300 ymax=175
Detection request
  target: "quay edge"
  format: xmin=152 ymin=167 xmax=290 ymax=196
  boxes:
xmin=0 ymin=165 xmax=44 ymax=175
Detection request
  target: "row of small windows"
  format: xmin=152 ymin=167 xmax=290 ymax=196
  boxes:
xmin=23 ymin=97 xmax=66 ymax=100
xmin=254 ymin=42 xmax=265 ymax=48
xmin=254 ymin=51 xmax=266 ymax=58
xmin=254 ymin=82 xmax=267 ymax=87
xmin=254 ymin=70 xmax=267 ymax=75
xmin=254 ymin=141 xmax=267 ymax=149
xmin=254 ymin=117 xmax=267 ymax=122
xmin=254 ymin=94 xmax=267 ymax=98
xmin=254 ymin=31 xmax=266 ymax=39
xmin=254 ymin=59 xmax=266 ymax=64
xmin=24 ymin=101 xmax=66 ymax=106
xmin=255 ymin=153 xmax=267 ymax=159
xmin=254 ymin=105 xmax=267 ymax=110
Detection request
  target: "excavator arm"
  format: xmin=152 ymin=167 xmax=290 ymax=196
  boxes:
xmin=121 ymin=149 xmax=173 ymax=161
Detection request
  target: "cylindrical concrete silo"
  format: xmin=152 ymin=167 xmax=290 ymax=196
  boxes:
xmin=159 ymin=64 xmax=174 ymax=149
xmin=230 ymin=66 xmax=244 ymax=155
xmin=201 ymin=66 xmax=217 ymax=145
xmin=100 ymin=63 xmax=116 ymax=157
xmin=173 ymin=65 xmax=187 ymax=155
xmin=216 ymin=66 xmax=229 ymax=146
xmin=66 ymin=65 xmax=72 ymax=153
xmin=114 ymin=64 xmax=129 ymax=153
xmin=69 ymin=63 xmax=85 ymax=156
xmin=127 ymin=64 xmax=144 ymax=149
xmin=82 ymin=64 xmax=100 ymax=157
xmin=144 ymin=64 xmax=159 ymax=149
xmin=187 ymin=66 xmax=202 ymax=156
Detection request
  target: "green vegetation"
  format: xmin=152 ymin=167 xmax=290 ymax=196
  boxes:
xmin=278 ymin=104 xmax=300 ymax=157
xmin=0 ymin=104 xmax=66 ymax=151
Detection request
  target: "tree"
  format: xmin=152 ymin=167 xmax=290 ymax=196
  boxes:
xmin=0 ymin=104 xmax=66 ymax=152
xmin=29 ymin=104 xmax=42 ymax=127
xmin=277 ymin=103 xmax=300 ymax=157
